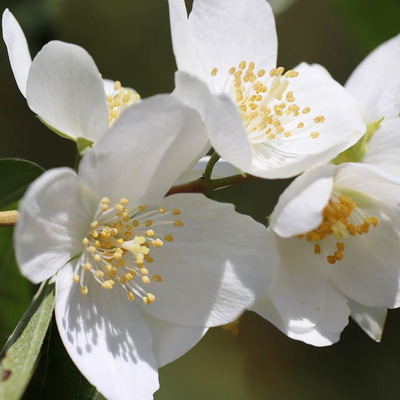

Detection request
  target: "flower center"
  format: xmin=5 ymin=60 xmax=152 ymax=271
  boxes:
xmin=210 ymin=61 xmax=325 ymax=144
xmin=106 ymin=81 xmax=140 ymax=126
xmin=73 ymin=197 xmax=184 ymax=304
xmin=297 ymin=193 xmax=378 ymax=265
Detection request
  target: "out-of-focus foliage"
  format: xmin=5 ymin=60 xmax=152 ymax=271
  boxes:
xmin=0 ymin=0 xmax=400 ymax=399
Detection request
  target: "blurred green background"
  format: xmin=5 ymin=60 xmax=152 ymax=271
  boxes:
xmin=1 ymin=0 xmax=400 ymax=399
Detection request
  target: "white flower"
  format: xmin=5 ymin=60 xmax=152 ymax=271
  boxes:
xmin=168 ymin=0 xmax=365 ymax=179
xmin=14 ymin=95 xmax=277 ymax=400
xmin=2 ymin=9 xmax=139 ymax=151
xmin=342 ymin=34 xmax=400 ymax=177
xmin=251 ymin=163 xmax=400 ymax=346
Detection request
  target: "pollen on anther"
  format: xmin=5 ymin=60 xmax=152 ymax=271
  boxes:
xmin=80 ymin=286 xmax=88 ymax=295
xmin=142 ymin=276 xmax=150 ymax=284
xmin=127 ymin=291 xmax=134 ymax=301
xmin=146 ymin=229 xmax=155 ymax=237
xmin=164 ymin=234 xmax=174 ymax=242
xmin=147 ymin=293 xmax=156 ymax=303
xmin=173 ymin=219 xmax=184 ymax=227
xmin=73 ymin=274 xmax=80 ymax=283
xmin=302 ymin=107 xmax=311 ymax=114
xmin=211 ymin=67 xmax=218 ymax=76
xmin=310 ymin=132 xmax=320 ymax=139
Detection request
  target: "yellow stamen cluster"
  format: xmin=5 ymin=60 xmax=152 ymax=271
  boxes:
xmin=210 ymin=61 xmax=325 ymax=143
xmin=297 ymin=194 xmax=378 ymax=265
xmin=73 ymin=197 xmax=184 ymax=304
xmin=106 ymin=81 xmax=140 ymax=126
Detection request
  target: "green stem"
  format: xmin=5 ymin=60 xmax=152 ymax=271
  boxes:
xmin=204 ymin=152 xmax=221 ymax=182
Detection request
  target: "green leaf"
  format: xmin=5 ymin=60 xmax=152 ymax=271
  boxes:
xmin=0 ymin=282 xmax=55 ymax=400
xmin=0 ymin=223 xmax=32 ymax=349
xmin=0 ymin=159 xmax=44 ymax=208
xmin=23 ymin=317 xmax=106 ymax=400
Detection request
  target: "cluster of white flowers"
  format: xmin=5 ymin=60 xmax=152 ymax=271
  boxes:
xmin=2 ymin=0 xmax=400 ymax=399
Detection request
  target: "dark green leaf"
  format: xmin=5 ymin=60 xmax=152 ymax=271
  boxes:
xmin=0 ymin=282 xmax=55 ymax=400
xmin=0 ymin=158 xmax=44 ymax=208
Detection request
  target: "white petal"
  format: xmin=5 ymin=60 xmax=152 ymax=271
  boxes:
xmin=334 ymin=163 xmax=400 ymax=208
xmin=328 ymin=202 xmax=400 ymax=308
xmin=270 ymin=164 xmax=334 ymax=238
xmin=362 ymin=119 xmax=400 ymax=178
xmin=168 ymin=0 xmax=208 ymax=83
xmin=252 ymin=283 xmax=350 ymax=346
xmin=14 ymin=168 xmax=89 ymax=284
xmin=141 ymin=193 xmax=278 ymax=327
xmin=266 ymin=232 xmax=329 ymax=328
xmin=2 ymin=9 xmax=31 ymax=97
xmin=185 ymin=0 xmax=277 ymax=93
xmin=55 ymin=263 xmax=159 ymax=400
xmin=345 ymin=34 xmax=400 ymax=122
xmin=248 ymin=63 xmax=365 ymax=178
xmin=175 ymin=71 xmax=253 ymax=173
xmin=26 ymin=41 xmax=109 ymax=142
xmin=348 ymin=299 xmax=387 ymax=342
xmin=174 ymin=156 xmax=240 ymax=186
xmin=142 ymin=313 xmax=208 ymax=368
xmin=79 ymin=94 xmax=209 ymax=205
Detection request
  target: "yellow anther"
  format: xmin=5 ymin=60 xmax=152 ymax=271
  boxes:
xmin=118 ymin=259 xmax=125 ymax=267
xmin=115 ymin=204 xmax=124 ymax=212
xmin=101 ymin=204 xmax=109 ymax=211
xmin=153 ymin=274 xmax=162 ymax=282
xmin=94 ymin=240 xmax=101 ymax=248
xmin=211 ymin=67 xmax=218 ymax=76
xmin=158 ymin=207 xmax=166 ymax=214
xmin=257 ymin=69 xmax=265 ymax=77
xmin=82 ymin=238 xmax=89 ymax=245
xmin=125 ymin=273 xmax=133 ymax=281
xmin=164 ymin=234 xmax=173 ymax=242
xmin=84 ymin=263 xmax=91 ymax=271
xmin=88 ymin=246 xmax=96 ymax=253
xmin=285 ymin=70 xmax=299 ymax=78
xmin=91 ymin=221 xmax=99 ymax=228
xmin=118 ymin=276 xmax=126 ymax=284
xmin=140 ymin=268 xmax=149 ymax=275
xmin=314 ymin=244 xmax=321 ymax=254
xmin=276 ymin=67 xmax=285 ymax=75
xmin=143 ymin=297 xmax=150 ymax=305
xmin=314 ymin=116 xmax=325 ymax=123
xmin=284 ymin=131 xmax=291 ymax=138
xmin=337 ymin=242 xmax=345 ymax=251
xmin=371 ymin=217 xmax=378 ymax=227
xmin=105 ymin=265 xmax=113 ymax=272
xmin=239 ymin=60 xmax=246 ymax=70
xmin=297 ymin=122 xmax=304 ymax=129
xmin=142 ymin=276 xmax=151 ymax=284
xmin=327 ymin=255 xmax=336 ymax=265
xmin=119 ymin=198 xmax=129 ymax=205
xmin=151 ymin=238 xmax=164 ymax=247
xmin=127 ymin=291 xmax=134 ymax=301
xmin=302 ymin=107 xmax=311 ymax=114
xmin=124 ymin=231 xmax=132 ymax=240
xmin=73 ymin=274 xmax=80 ymax=283
xmin=80 ymin=286 xmax=88 ymax=295
xmin=110 ymin=110 xmax=118 ymax=119
xmin=145 ymin=220 xmax=153 ymax=227
xmin=96 ymin=270 xmax=105 ymax=278
xmin=229 ymin=66 xmax=236 ymax=74
xmin=146 ymin=229 xmax=155 ymax=237
xmin=101 ymin=197 xmax=110 ymax=204
xmin=147 ymin=293 xmax=156 ymax=303
xmin=92 ymin=231 xmax=99 ymax=239
xmin=114 ymin=81 xmax=121 ymax=90
xmin=173 ymin=219 xmax=184 ymax=227
xmin=102 ymin=280 xmax=114 ymax=290
xmin=172 ymin=208 xmax=182 ymax=215
xmin=138 ymin=205 xmax=146 ymax=212
xmin=310 ymin=132 xmax=320 ymax=139
xmin=94 ymin=254 xmax=101 ymax=262
xmin=144 ymin=255 xmax=154 ymax=263
xmin=116 ymin=238 xmax=124 ymax=244
xmin=132 ymin=220 xmax=139 ymax=227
